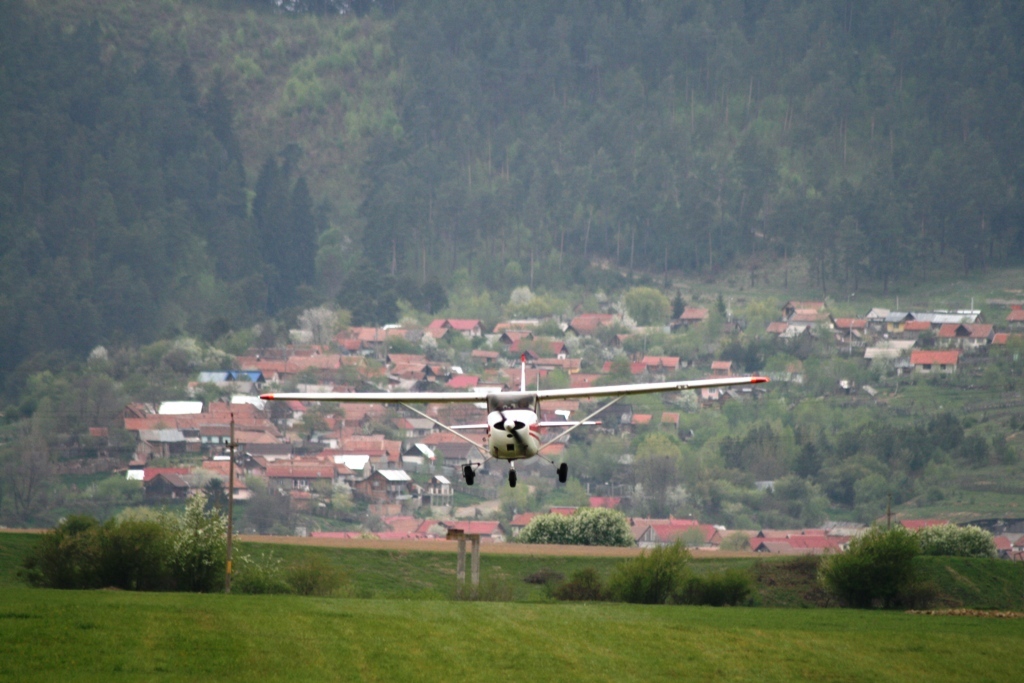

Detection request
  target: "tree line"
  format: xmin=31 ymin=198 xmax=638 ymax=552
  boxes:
xmin=353 ymin=0 xmax=1024 ymax=297
xmin=0 ymin=4 xmax=322 ymax=394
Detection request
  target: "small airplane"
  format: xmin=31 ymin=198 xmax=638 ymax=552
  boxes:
xmin=261 ymin=360 xmax=767 ymax=488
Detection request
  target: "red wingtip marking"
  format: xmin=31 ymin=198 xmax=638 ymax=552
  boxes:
xmin=751 ymin=377 xmax=769 ymax=384
xmin=259 ymin=394 xmax=276 ymax=400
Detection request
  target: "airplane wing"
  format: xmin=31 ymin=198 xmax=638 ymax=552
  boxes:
xmin=260 ymin=376 xmax=766 ymax=403
xmin=530 ymin=375 xmax=768 ymax=400
xmin=259 ymin=390 xmax=490 ymax=403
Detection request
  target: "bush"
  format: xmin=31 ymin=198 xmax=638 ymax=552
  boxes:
xmin=95 ymin=517 xmax=173 ymax=591
xmin=519 ymin=508 xmax=633 ymax=547
xmin=20 ymin=515 xmax=101 ymax=589
xmin=233 ymin=551 xmax=292 ymax=595
xmin=551 ymin=568 xmax=605 ymax=601
xmin=169 ymin=493 xmax=227 ymax=592
xmin=22 ymin=514 xmax=175 ymax=591
xmin=517 ymin=514 xmax=573 ymax=544
xmin=677 ymin=569 xmax=754 ymax=606
xmin=286 ymin=554 xmax=348 ymax=597
xmin=917 ymin=524 xmax=996 ymax=558
xmin=22 ymin=500 xmax=227 ymax=593
xmin=818 ymin=525 xmax=921 ymax=609
xmin=606 ymin=543 xmax=691 ymax=604
xmin=523 ymin=568 xmax=564 ymax=586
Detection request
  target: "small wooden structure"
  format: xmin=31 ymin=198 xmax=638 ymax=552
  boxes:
xmin=446 ymin=528 xmax=481 ymax=596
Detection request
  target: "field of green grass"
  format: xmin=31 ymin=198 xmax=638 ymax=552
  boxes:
xmin=3 ymin=532 xmax=1023 ymax=680
xmin=2 ymin=585 xmax=1022 ymax=682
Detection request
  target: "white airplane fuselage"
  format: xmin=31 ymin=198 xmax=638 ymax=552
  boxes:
xmin=486 ymin=409 xmax=541 ymax=460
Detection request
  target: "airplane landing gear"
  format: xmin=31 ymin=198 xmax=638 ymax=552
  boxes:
xmin=463 ymin=464 xmax=475 ymax=486
xmin=508 ymin=467 xmax=517 ymax=488
xmin=556 ymin=463 xmax=568 ymax=484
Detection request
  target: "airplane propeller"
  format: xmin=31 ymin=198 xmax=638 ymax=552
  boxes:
xmin=497 ymin=411 xmax=526 ymax=447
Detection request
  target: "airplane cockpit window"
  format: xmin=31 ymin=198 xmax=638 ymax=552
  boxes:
xmin=487 ymin=393 xmax=537 ymax=412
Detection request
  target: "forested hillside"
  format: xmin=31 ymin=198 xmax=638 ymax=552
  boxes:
xmin=364 ymin=0 xmax=1024 ymax=293
xmin=1 ymin=0 xmax=1022 ymax=393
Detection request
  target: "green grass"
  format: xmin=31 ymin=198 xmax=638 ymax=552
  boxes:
xmin=1 ymin=586 xmax=1021 ymax=682
xmin=917 ymin=556 xmax=1024 ymax=611
xmin=232 ymin=541 xmax=630 ymax=601
xmin=3 ymin=533 xmax=1023 ymax=680
xmin=5 ymin=533 xmax=1023 ymax=610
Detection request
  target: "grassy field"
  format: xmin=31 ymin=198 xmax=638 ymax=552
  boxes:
xmin=2 ymin=585 xmax=1022 ymax=682
xmin=4 ymin=532 xmax=1022 ymax=609
xmin=2 ymin=532 xmax=1023 ymax=680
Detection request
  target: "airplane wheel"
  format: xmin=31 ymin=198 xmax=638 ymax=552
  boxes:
xmin=557 ymin=463 xmax=568 ymax=484
xmin=463 ymin=465 xmax=475 ymax=486
xmin=509 ymin=469 xmax=517 ymax=488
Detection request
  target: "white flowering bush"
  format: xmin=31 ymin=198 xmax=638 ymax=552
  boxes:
xmin=568 ymin=507 xmax=634 ymax=547
xmin=518 ymin=513 xmax=573 ymax=544
xmin=519 ymin=508 xmax=633 ymax=547
xmin=916 ymin=523 xmax=996 ymax=558
xmin=233 ymin=551 xmax=291 ymax=594
xmin=170 ymin=492 xmax=228 ymax=592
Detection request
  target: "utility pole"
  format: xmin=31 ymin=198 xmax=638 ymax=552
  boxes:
xmin=886 ymin=493 xmax=892 ymax=529
xmin=225 ymin=413 xmax=237 ymax=594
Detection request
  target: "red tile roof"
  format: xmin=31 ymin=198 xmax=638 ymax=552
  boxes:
xmin=446 ymin=374 xmax=480 ymax=389
xmin=142 ymin=467 xmax=190 ymax=483
xmin=678 ymin=307 xmax=709 ymax=322
xmin=937 ymin=323 xmax=993 ymax=339
xmin=568 ymin=313 xmax=617 ymax=335
xmin=510 ymin=513 xmax=539 ymax=528
xmin=266 ymin=463 xmax=335 ymax=479
xmin=910 ymin=350 xmax=960 ymax=366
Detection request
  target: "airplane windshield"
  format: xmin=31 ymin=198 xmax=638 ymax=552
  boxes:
xmin=487 ymin=393 xmax=537 ymax=412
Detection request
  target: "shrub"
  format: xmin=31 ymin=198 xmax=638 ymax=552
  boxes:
xmin=286 ymin=554 xmax=348 ymax=597
xmin=523 ymin=568 xmax=564 ymax=585
xmin=20 ymin=515 xmax=101 ymax=589
xmin=519 ymin=508 xmax=633 ymax=547
xmin=233 ymin=551 xmax=292 ymax=595
xmin=677 ymin=569 xmax=754 ymax=606
xmin=818 ymin=525 xmax=920 ymax=609
xmin=518 ymin=514 xmax=573 ymax=544
xmin=95 ymin=517 xmax=173 ymax=591
xmin=169 ymin=492 xmax=227 ymax=593
xmin=551 ymin=568 xmax=605 ymax=601
xmin=916 ymin=524 xmax=996 ymax=558
xmin=22 ymin=500 xmax=226 ymax=593
xmin=607 ymin=543 xmax=691 ymax=604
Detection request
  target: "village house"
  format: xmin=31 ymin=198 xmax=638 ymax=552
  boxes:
xmin=266 ymin=462 xmax=336 ymax=492
xmin=566 ymin=313 xmax=618 ymax=336
xmin=641 ymin=355 xmax=681 ymax=377
xmin=426 ymin=318 xmax=484 ymax=340
xmin=711 ymin=360 xmax=734 ymax=376
xmin=432 ymin=442 xmax=479 ymax=471
xmin=782 ymin=301 xmax=825 ymax=320
xmin=140 ymin=468 xmax=191 ymax=501
xmin=1006 ymin=305 xmax=1024 ymax=329
xmin=673 ymin=306 xmax=709 ymax=330
xmin=910 ymin=349 xmax=960 ymax=374
xmin=936 ymin=323 xmax=994 ymax=350
xmin=420 ymin=475 xmax=453 ymax=508
xmin=353 ymin=469 xmax=418 ymax=505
